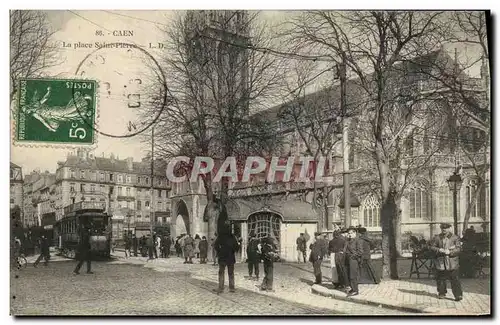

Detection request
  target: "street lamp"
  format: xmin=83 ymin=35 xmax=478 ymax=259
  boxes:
xmin=447 ymin=171 xmax=463 ymax=235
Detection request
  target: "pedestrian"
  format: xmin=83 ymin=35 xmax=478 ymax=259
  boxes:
xmin=152 ymin=232 xmax=159 ymax=259
xmin=199 ymin=236 xmax=208 ymax=264
xmin=246 ymin=232 xmax=261 ymax=280
xmin=132 ymin=234 xmax=138 ymax=257
xmin=124 ymin=234 xmax=132 ymax=258
xmin=344 ymin=227 xmax=363 ymax=296
xmin=162 ymin=235 xmax=171 ymax=258
xmin=296 ymin=233 xmax=307 ymax=263
xmin=194 ymin=234 xmax=201 ymax=259
xmin=140 ymin=235 xmax=147 ymax=257
xmin=146 ymin=234 xmax=154 ymax=260
xmin=429 ymin=223 xmax=463 ymax=301
xmin=183 ymin=234 xmax=195 ymax=264
xmin=260 ymin=235 xmax=279 ymax=292
xmin=155 ymin=233 xmax=161 ymax=258
xmin=73 ymin=224 xmax=93 ymax=275
xmin=213 ymin=231 xmax=240 ymax=293
xmin=328 ymin=227 xmax=348 ymax=289
xmin=309 ymin=232 xmax=328 ymax=284
xmin=174 ymin=236 xmax=181 ymax=257
xmin=34 ymin=235 xmax=50 ymax=267
xmin=357 ymin=227 xmax=380 ymax=284
xmin=211 ymin=234 xmax=218 ymax=266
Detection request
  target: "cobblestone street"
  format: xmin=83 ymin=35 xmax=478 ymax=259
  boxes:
xmin=10 ymin=255 xmax=410 ymax=316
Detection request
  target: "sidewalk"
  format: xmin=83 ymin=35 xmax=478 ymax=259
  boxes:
xmin=110 ymin=252 xmax=490 ymax=315
xmin=310 ymin=263 xmax=491 ymax=315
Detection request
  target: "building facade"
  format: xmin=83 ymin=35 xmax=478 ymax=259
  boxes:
xmin=54 ymin=149 xmax=172 ymax=239
xmin=21 ymin=170 xmax=55 ymax=228
xmin=10 ymin=162 xmax=23 ymax=216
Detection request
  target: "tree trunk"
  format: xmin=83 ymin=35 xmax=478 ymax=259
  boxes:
xmin=376 ymin=143 xmax=399 ymax=280
xmin=394 ymin=196 xmax=403 ymax=257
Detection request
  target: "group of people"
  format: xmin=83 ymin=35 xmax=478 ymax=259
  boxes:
xmin=173 ymin=234 xmax=210 ymax=264
xmin=123 ymin=233 xmax=173 ymax=259
xmin=309 ymin=226 xmax=380 ymax=297
xmin=245 ymin=232 xmax=280 ymax=292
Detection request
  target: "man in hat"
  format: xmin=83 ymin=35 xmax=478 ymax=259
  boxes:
xmin=428 ymin=223 xmax=463 ymax=301
xmin=344 ymin=227 xmax=363 ymax=296
xmin=309 ymin=232 xmax=328 ymax=284
xmin=328 ymin=227 xmax=347 ymax=289
xmin=296 ymin=233 xmax=307 ymax=263
xmin=246 ymin=232 xmax=261 ymax=280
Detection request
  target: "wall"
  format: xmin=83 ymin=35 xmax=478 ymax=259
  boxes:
xmin=279 ymin=222 xmax=317 ymax=262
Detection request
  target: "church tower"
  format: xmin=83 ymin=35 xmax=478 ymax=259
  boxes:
xmin=184 ymin=10 xmax=250 ymax=116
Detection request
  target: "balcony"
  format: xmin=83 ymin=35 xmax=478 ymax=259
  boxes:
xmin=116 ymin=195 xmax=136 ymax=202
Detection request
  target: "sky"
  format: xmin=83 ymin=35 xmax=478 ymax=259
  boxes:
xmin=10 ymin=10 xmax=485 ymax=174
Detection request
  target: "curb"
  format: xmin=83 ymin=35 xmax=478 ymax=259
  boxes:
xmin=311 ymin=284 xmax=438 ymax=314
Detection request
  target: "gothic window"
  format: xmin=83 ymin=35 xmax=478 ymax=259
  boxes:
xmin=436 ymin=187 xmax=454 ymax=220
xmin=409 ymin=181 xmax=429 ymax=219
xmin=465 ymin=178 xmax=487 ymax=219
xmin=247 ymin=212 xmax=281 ymax=252
xmin=362 ymin=195 xmax=380 ymax=228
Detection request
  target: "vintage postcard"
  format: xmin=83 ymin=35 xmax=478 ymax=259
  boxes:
xmin=9 ymin=10 xmax=491 ymax=316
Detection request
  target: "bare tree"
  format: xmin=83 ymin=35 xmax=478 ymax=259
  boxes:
xmin=284 ymin=11 xmax=454 ymax=279
xmin=10 ymin=10 xmax=59 ymax=102
xmin=144 ymin=11 xmax=286 ymax=238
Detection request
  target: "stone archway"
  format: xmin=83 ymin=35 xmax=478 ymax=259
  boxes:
xmin=175 ymin=200 xmax=190 ymax=237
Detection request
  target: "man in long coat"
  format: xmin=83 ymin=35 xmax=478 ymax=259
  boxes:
xmin=357 ymin=228 xmax=380 ymax=284
xmin=73 ymin=225 xmax=93 ymax=275
xmin=328 ymin=228 xmax=348 ymax=289
xmin=344 ymin=227 xmax=363 ymax=296
xmin=246 ymin=232 xmax=261 ymax=280
xmin=214 ymin=231 xmax=240 ymax=293
xmin=34 ymin=235 xmax=50 ymax=267
xmin=183 ymin=234 xmax=195 ymax=264
xmin=428 ymin=223 xmax=463 ymax=301
xmin=309 ymin=232 xmax=328 ymax=284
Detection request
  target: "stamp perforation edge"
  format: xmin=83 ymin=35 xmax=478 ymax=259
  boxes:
xmin=11 ymin=77 xmax=101 ymax=149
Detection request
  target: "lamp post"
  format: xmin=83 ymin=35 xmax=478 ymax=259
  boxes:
xmin=447 ymin=171 xmax=463 ymax=235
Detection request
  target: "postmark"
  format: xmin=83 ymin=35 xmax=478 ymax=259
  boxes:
xmin=74 ymin=42 xmax=167 ymax=138
xmin=15 ymin=78 xmax=97 ymax=146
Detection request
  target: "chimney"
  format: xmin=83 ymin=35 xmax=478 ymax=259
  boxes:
xmin=126 ymin=157 xmax=134 ymax=171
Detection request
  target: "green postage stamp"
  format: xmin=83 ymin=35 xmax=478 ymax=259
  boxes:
xmin=15 ymin=78 xmax=97 ymax=145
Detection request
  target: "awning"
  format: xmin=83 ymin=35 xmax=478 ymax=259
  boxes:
xmin=225 ymin=198 xmax=319 ymax=223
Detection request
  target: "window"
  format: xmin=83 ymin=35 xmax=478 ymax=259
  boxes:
xmin=92 ymin=171 xmax=97 ymax=181
xmin=90 ymin=184 xmax=96 ymax=193
xmin=91 ymin=198 xmax=96 ymax=201
xmin=145 ymin=201 xmax=150 ymax=207
xmin=70 ymin=183 xmax=76 ymax=193
xmin=137 ymin=201 xmax=142 ymax=210
xmin=117 ymin=186 xmax=122 ymax=196
xmin=436 ymin=187 xmax=454 ymax=220
xmin=80 ymin=183 xmax=85 ymax=192
xmin=362 ymin=195 xmax=381 ymax=228
xmin=247 ymin=212 xmax=282 ymax=254
xmin=137 ymin=176 xmax=141 ymax=183
xmin=409 ymin=181 xmax=429 ymax=219
xmin=158 ymin=201 xmax=162 ymax=210
xmin=158 ymin=189 xmax=162 ymax=198
xmin=110 ymin=186 xmax=114 ymax=195
xmin=145 ymin=177 xmax=149 ymax=185
xmin=71 ymin=169 xmax=76 ymax=178
xmin=80 ymin=170 xmax=85 ymax=179
xmin=109 ymin=173 xmax=114 ymax=181
xmin=126 ymin=187 xmax=131 ymax=196
xmin=118 ymin=174 xmax=123 ymax=183
xmin=465 ymin=179 xmax=487 ymax=219
xmin=127 ymin=175 xmax=131 ymax=183
xmin=100 ymin=185 xmax=105 ymax=192
xmin=100 ymin=173 xmax=105 ymax=181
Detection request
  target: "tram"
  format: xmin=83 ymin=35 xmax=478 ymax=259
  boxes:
xmin=54 ymin=201 xmax=112 ymax=259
